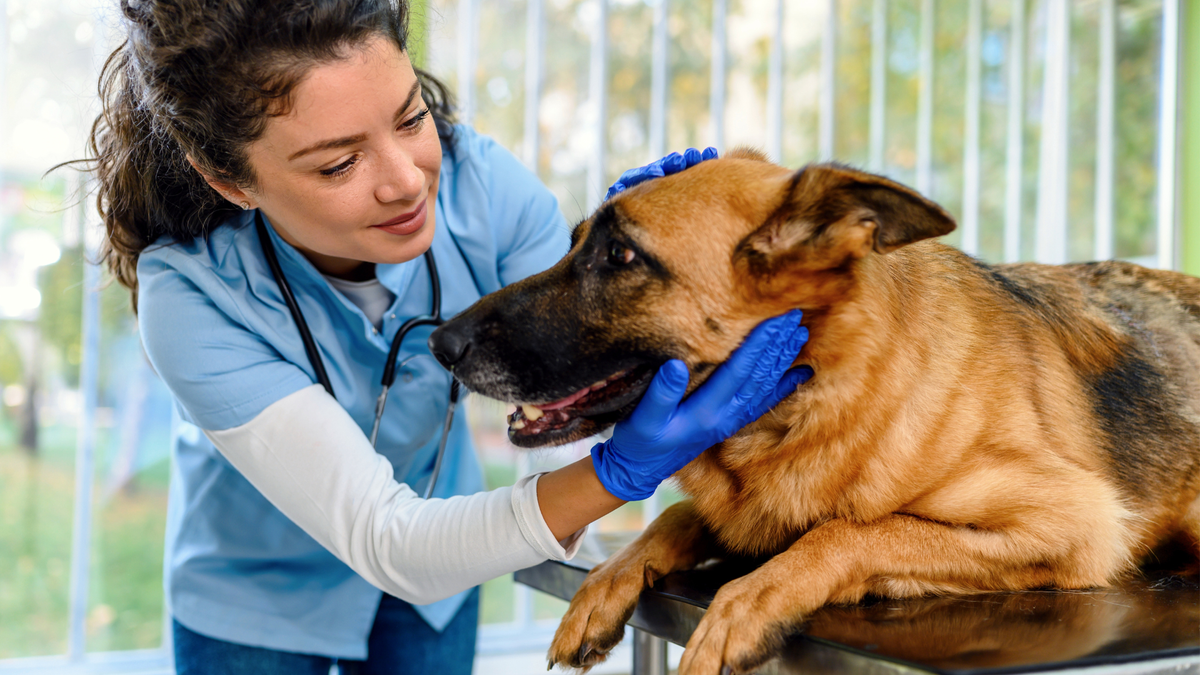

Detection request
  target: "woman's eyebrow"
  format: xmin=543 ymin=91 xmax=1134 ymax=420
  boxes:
xmin=392 ymin=80 xmax=423 ymax=125
xmin=288 ymin=80 xmax=422 ymax=162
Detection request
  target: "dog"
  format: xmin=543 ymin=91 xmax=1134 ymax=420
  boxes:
xmin=428 ymin=150 xmax=1200 ymax=675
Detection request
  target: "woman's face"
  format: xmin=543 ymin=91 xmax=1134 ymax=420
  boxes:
xmin=241 ymin=37 xmax=441 ymax=278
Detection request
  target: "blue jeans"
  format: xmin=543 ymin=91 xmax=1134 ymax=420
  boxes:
xmin=173 ymin=588 xmax=479 ymax=675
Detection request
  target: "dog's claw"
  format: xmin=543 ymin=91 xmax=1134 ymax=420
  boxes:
xmin=578 ymin=642 xmax=594 ymax=664
xmin=546 ymin=660 xmax=553 ymax=671
xmin=721 ymin=666 xmax=733 ymax=675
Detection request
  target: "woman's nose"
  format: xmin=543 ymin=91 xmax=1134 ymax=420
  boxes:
xmin=374 ymin=146 xmax=425 ymax=203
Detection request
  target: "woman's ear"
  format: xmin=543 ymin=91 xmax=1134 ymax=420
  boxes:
xmin=186 ymin=155 xmax=256 ymax=209
xmin=735 ymin=163 xmax=957 ymax=275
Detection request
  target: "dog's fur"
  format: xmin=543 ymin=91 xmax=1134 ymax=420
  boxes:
xmin=430 ymin=151 xmax=1200 ymax=675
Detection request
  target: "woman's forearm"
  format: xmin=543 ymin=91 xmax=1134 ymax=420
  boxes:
xmin=205 ymin=384 xmax=584 ymax=605
xmin=537 ymin=456 xmax=626 ymax=540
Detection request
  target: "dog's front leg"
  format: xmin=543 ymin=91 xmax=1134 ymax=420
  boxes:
xmin=548 ymin=499 xmax=719 ymax=671
xmin=677 ymin=512 xmax=1104 ymax=675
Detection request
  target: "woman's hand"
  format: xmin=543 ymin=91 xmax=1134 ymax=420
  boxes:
xmin=591 ymin=310 xmax=812 ymax=501
xmin=605 ymin=147 xmax=719 ymax=201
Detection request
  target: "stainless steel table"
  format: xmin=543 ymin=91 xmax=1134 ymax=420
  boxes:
xmin=515 ymin=533 xmax=1200 ymax=675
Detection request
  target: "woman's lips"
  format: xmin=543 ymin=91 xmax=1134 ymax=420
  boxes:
xmin=371 ymin=199 xmax=428 ymax=236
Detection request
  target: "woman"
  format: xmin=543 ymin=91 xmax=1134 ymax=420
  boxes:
xmin=88 ymin=1 xmax=811 ymax=673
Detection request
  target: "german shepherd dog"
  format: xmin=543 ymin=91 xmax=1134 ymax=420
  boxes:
xmin=429 ymin=150 xmax=1200 ymax=675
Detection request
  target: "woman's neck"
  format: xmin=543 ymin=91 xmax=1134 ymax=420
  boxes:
xmin=271 ymin=222 xmax=377 ymax=281
xmin=326 ymin=261 xmax=377 ymax=282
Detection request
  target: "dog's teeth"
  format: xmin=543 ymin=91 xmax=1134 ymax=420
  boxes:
xmin=511 ymin=419 xmax=526 ymax=430
xmin=591 ymin=380 xmax=607 ymax=390
xmin=522 ymin=404 xmax=545 ymax=421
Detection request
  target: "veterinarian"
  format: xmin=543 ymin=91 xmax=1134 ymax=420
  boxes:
xmin=88 ymin=1 xmax=811 ymax=673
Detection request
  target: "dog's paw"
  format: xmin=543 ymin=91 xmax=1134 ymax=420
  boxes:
xmin=677 ymin=575 xmax=794 ymax=675
xmin=544 ymin=636 xmax=618 ymax=673
xmin=546 ymin=559 xmax=647 ymax=671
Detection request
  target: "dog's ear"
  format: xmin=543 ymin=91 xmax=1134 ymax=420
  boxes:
xmin=736 ymin=163 xmax=956 ymax=272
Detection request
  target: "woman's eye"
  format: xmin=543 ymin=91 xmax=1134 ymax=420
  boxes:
xmin=320 ymin=156 xmax=358 ymax=177
xmin=400 ymin=108 xmax=431 ymax=131
xmin=607 ymin=241 xmax=635 ymax=266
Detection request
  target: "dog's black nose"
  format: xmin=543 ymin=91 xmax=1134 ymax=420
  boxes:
xmin=429 ymin=325 xmax=470 ymax=370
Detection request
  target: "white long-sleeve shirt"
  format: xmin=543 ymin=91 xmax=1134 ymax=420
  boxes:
xmin=205 ymin=384 xmax=585 ymax=606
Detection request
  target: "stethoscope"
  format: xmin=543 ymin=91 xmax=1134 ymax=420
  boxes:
xmin=255 ymin=211 xmax=460 ymax=499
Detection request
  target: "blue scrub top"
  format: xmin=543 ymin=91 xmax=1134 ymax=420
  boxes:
xmin=137 ymin=126 xmax=570 ymax=659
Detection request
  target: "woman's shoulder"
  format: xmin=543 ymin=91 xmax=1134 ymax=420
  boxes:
xmin=435 ymin=126 xmax=569 ymax=288
xmin=442 ymin=123 xmax=500 ymax=165
xmin=441 ymin=125 xmax=534 ymax=190
xmin=137 ymin=211 xmax=258 ymax=280
xmin=438 ymin=125 xmax=553 ymax=219
xmin=135 ymin=212 xmax=317 ymax=431
xmin=136 ymin=211 xmax=266 ymax=322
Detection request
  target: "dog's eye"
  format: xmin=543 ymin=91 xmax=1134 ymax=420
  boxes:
xmin=607 ymin=241 xmax=636 ymax=266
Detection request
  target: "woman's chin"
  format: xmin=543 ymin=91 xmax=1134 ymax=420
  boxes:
xmin=368 ymin=219 xmax=437 ymax=266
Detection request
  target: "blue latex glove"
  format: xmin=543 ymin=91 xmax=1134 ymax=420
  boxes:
xmin=605 ymin=147 xmax=719 ymax=201
xmin=592 ymin=310 xmax=813 ymax=501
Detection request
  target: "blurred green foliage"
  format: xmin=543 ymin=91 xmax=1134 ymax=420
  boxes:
xmin=0 ymin=422 xmax=169 ymax=658
xmin=0 ymin=330 xmax=22 ymax=384
xmin=1186 ymin=0 xmax=1200 ymax=277
xmin=36 ymin=247 xmax=84 ymax=388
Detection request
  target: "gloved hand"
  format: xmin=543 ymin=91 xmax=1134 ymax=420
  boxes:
xmin=592 ymin=310 xmax=813 ymax=501
xmin=605 ymin=147 xmax=719 ymax=201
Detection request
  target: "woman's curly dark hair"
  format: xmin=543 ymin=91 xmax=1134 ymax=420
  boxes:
xmin=87 ymin=0 xmax=455 ymax=308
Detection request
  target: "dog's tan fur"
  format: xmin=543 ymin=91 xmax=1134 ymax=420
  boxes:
xmin=442 ymin=151 xmax=1200 ymax=675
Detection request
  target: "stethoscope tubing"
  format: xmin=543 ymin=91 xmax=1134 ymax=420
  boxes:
xmin=255 ymin=211 xmax=457 ymax=499
xmin=256 ymin=213 xmax=337 ymax=398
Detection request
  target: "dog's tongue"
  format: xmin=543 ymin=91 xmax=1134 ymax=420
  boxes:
xmin=538 ymin=385 xmax=591 ymax=411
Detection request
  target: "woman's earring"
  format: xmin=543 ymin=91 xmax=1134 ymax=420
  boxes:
xmin=240 ymin=201 xmax=251 ymax=210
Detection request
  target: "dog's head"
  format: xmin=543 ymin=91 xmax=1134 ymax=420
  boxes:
xmin=429 ymin=150 xmax=955 ymax=447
